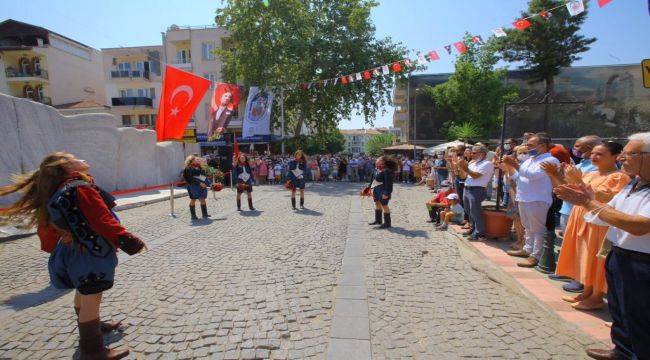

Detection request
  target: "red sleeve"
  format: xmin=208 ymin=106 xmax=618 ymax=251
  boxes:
xmin=76 ymin=185 xmax=128 ymax=247
xmin=37 ymin=222 xmax=59 ymax=253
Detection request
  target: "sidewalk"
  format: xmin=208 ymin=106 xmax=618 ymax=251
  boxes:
xmin=0 ymin=186 xmax=188 ymax=240
xmin=448 ymin=223 xmax=613 ymax=346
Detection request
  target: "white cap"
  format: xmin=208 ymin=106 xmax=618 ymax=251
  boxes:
xmin=446 ymin=193 xmax=459 ymax=200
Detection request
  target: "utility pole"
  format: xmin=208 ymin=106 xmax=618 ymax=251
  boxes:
xmin=280 ymin=88 xmax=285 ymax=155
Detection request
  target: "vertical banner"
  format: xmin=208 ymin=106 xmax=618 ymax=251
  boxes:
xmin=243 ymin=86 xmax=274 ymax=138
xmin=208 ymin=83 xmax=241 ymax=141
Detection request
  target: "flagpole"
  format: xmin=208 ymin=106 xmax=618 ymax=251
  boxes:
xmin=280 ymin=87 xmax=285 ymax=155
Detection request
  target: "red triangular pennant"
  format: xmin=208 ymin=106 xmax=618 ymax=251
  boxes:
xmin=392 ymin=62 xmax=402 ymax=73
xmin=513 ymin=18 xmax=532 ymax=31
xmin=454 ymin=42 xmax=468 ymax=54
xmin=428 ymin=51 xmax=440 ymax=61
xmin=598 ymin=0 xmax=612 ymax=7
xmin=362 ymin=70 xmax=371 ymax=81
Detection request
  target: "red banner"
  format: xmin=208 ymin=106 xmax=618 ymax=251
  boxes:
xmin=156 ymin=65 xmax=210 ymax=141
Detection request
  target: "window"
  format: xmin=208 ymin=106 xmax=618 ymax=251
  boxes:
xmin=23 ymin=85 xmax=34 ymax=99
xmin=118 ymin=62 xmax=131 ymax=70
xmin=19 ymin=57 xmax=31 ymax=75
xmin=122 ymin=115 xmax=132 ymax=126
xmin=203 ymin=73 xmax=217 ymax=89
xmin=202 ymin=42 xmax=215 ymax=60
xmin=136 ymin=61 xmax=144 ymax=70
xmin=36 ymin=85 xmax=44 ymax=100
xmin=176 ymin=50 xmax=189 ymax=63
xmin=139 ymin=114 xmax=150 ymax=125
xmin=149 ymin=88 xmax=155 ymax=99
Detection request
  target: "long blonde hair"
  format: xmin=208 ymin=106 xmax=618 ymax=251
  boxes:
xmin=0 ymin=152 xmax=83 ymax=226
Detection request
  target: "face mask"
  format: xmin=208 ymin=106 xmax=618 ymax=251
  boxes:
xmin=572 ymin=148 xmax=583 ymax=158
xmin=504 ymin=144 xmax=511 ymax=151
xmin=528 ymin=148 xmax=539 ymax=157
xmin=517 ymin=154 xmax=530 ymax=163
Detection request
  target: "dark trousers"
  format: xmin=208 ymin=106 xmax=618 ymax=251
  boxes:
xmin=462 ymin=186 xmax=487 ymax=235
xmin=545 ymin=196 xmax=562 ymax=231
xmin=455 ymin=179 xmax=469 ymax=221
xmin=606 ymin=247 xmax=650 ymax=360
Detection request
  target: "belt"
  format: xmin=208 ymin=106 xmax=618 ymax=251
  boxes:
xmin=613 ymin=246 xmax=650 ymax=262
xmin=465 ymin=186 xmax=485 ymax=189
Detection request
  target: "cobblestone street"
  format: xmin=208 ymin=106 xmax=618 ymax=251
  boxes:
xmin=0 ymin=183 xmax=600 ymax=359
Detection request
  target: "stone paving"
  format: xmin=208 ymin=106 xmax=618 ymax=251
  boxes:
xmin=0 ymin=182 xmax=601 ymax=359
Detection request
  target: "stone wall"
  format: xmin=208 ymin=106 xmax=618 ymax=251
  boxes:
xmin=0 ymin=93 xmax=184 ymax=206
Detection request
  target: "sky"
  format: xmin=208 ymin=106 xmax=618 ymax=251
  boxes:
xmin=2 ymin=0 xmax=648 ymax=129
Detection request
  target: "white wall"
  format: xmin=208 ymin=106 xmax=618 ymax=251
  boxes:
xmin=0 ymin=93 xmax=185 ymax=206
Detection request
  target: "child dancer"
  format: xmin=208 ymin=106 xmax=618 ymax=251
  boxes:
xmin=0 ymin=152 xmax=146 ymax=359
xmin=287 ymin=150 xmax=308 ymax=210
xmin=182 ymin=155 xmax=211 ymax=220
xmin=234 ymin=154 xmax=255 ymax=211
xmin=365 ymin=156 xmax=397 ymax=228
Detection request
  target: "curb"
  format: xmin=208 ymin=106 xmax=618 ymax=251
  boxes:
xmin=113 ymin=192 xmax=188 ymax=212
xmin=447 ymin=229 xmax=609 ymax=346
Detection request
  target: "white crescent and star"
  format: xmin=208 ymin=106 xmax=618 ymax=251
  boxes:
xmin=169 ymin=85 xmax=194 ymax=117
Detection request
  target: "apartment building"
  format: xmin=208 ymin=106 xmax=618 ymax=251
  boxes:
xmin=102 ymin=46 xmax=163 ymax=128
xmin=162 ymin=25 xmax=238 ymax=138
xmin=340 ymin=128 xmax=383 ymax=155
xmin=392 ymin=86 xmax=409 ymax=143
xmin=0 ymin=19 xmax=106 ymax=113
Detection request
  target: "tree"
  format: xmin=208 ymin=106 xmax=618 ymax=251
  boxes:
xmin=215 ymin=0 xmax=409 ymax=137
xmin=365 ymin=133 xmax=394 ymax=156
xmin=273 ymin=130 xmax=345 ymax=155
xmin=421 ymin=34 xmax=518 ymax=139
xmin=496 ymin=0 xmax=596 ymax=130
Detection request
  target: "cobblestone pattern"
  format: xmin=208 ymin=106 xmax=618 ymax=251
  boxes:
xmin=363 ymin=184 xmax=600 ymax=359
xmin=0 ymin=184 xmax=352 ymax=359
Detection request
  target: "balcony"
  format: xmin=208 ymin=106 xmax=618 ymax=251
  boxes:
xmin=5 ymin=68 xmax=49 ymax=82
xmin=171 ymin=59 xmax=192 ymax=70
xmin=109 ymin=70 xmax=150 ymax=80
xmin=111 ymin=97 xmax=153 ymax=107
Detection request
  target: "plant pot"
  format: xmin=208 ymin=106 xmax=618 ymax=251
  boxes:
xmin=482 ymin=210 xmax=513 ymax=239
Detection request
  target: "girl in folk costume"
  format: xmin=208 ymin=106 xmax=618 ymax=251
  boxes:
xmin=0 ymin=152 xmax=146 ymax=359
xmin=287 ymin=150 xmax=308 ymax=210
xmin=234 ymin=154 xmax=256 ymax=211
xmin=366 ymin=156 xmax=397 ymax=228
xmin=182 ymin=155 xmax=211 ymax=220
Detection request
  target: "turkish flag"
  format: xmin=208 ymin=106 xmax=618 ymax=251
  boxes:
xmin=428 ymin=51 xmax=440 ymax=61
xmin=454 ymin=42 xmax=468 ymax=54
xmin=598 ymin=0 xmax=612 ymax=7
xmin=513 ymin=18 xmax=532 ymax=31
xmin=156 ymin=65 xmax=210 ymax=141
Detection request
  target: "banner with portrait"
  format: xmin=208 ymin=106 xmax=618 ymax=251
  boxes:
xmin=207 ymin=83 xmax=241 ymax=141
xmin=242 ymin=87 xmax=273 ymax=138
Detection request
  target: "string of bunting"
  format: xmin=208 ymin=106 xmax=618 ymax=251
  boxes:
xmin=287 ymin=0 xmax=614 ymax=91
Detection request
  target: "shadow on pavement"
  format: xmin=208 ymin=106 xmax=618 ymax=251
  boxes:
xmin=239 ymin=210 xmax=263 ymax=217
xmin=294 ymin=208 xmax=322 ymax=217
xmin=190 ymin=219 xmax=215 ymax=226
xmin=383 ymin=227 xmax=430 ymax=239
xmin=3 ymin=286 xmax=71 ymax=310
xmin=305 ymin=182 xmax=360 ymax=197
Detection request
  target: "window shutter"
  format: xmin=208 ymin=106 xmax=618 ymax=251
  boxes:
xmin=150 ymin=88 xmax=155 ymax=99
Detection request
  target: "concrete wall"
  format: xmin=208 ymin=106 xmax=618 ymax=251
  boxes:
xmin=0 ymin=93 xmax=185 ymax=206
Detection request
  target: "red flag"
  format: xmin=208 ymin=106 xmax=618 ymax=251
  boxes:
xmin=513 ymin=18 xmax=532 ymax=31
xmin=539 ymin=10 xmax=552 ymax=20
xmin=392 ymin=62 xmax=402 ymax=73
xmin=454 ymin=42 xmax=468 ymax=54
xmin=598 ymin=0 xmax=612 ymax=7
xmin=362 ymin=70 xmax=371 ymax=81
xmin=156 ymin=65 xmax=210 ymax=141
xmin=428 ymin=51 xmax=440 ymax=61
xmin=471 ymin=35 xmax=483 ymax=44
xmin=341 ymin=76 xmax=349 ymax=85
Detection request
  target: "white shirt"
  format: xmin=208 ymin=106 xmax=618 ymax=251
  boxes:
xmin=464 ymin=159 xmax=494 ymax=188
xmin=403 ymin=160 xmax=412 ymax=172
xmin=586 ymin=180 xmax=650 ymax=253
xmin=512 ymin=153 xmax=559 ymax=205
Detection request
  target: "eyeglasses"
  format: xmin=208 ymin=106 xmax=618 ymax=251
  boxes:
xmin=620 ymin=151 xmax=649 ymax=158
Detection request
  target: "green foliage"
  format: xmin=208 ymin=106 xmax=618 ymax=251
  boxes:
xmin=364 ymin=133 xmax=395 ymax=156
xmin=495 ymin=0 xmax=596 ymax=86
xmin=215 ymin=0 xmax=409 ymax=136
xmin=273 ymin=130 xmax=346 ymax=155
xmin=421 ymin=34 xmax=518 ymax=138
xmin=448 ymin=122 xmax=482 ymax=141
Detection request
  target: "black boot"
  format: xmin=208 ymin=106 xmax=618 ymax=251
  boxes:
xmin=237 ymin=199 xmax=242 ymax=211
xmin=248 ymin=198 xmax=255 ymax=211
xmin=379 ymin=213 xmax=391 ymax=228
xmin=79 ymin=318 xmax=129 ymax=360
xmin=300 ymin=197 xmax=305 ymax=209
xmin=291 ymin=197 xmax=296 ymax=210
xmin=200 ymin=204 xmax=210 ymax=218
xmin=189 ymin=205 xmax=198 ymax=220
xmin=369 ymin=210 xmax=382 ymax=225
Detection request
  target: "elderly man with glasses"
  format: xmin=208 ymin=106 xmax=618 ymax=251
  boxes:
xmin=456 ymin=145 xmax=494 ymax=241
xmin=555 ymin=132 xmax=650 ymax=360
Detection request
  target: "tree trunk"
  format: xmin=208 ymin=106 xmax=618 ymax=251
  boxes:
xmin=543 ymin=75 xmax=554 ymax=132
xmin=294 ymin=116 xmax=304 ymax=137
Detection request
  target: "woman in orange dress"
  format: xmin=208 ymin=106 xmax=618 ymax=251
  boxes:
xmin=555 ymin=142 xmax=630 ymax=310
